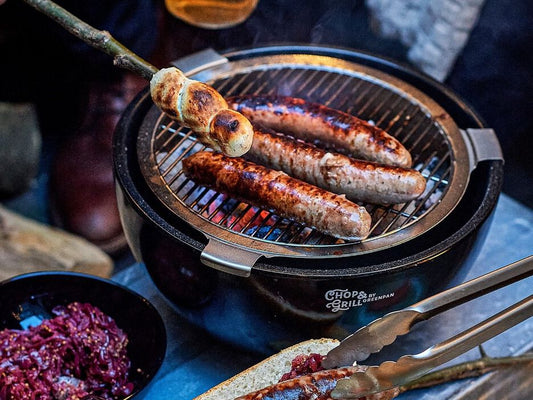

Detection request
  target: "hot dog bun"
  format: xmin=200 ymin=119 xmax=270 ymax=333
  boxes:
xmin=193 ymin=338 xmax=339 ymax=400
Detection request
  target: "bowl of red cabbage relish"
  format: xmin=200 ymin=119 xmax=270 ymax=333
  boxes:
xmin=0 ymin=271 xmax=166 ymax=399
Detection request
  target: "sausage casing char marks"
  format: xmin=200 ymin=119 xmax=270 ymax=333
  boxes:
xmin=247 ymin=126 xmax=426 ymax=205
xmin=182 ymin=151 xmax=372 ymax=241
xmin=228 ymin=95 xmax=412 ymax=168
xmin=235 ymin=366 xmax=400 ymax=400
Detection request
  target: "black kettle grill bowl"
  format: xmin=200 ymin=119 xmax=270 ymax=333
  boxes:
xmin=113 ymin=46 xmax=503 ymax=354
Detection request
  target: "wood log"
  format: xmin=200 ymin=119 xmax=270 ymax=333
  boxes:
xmin=0 ymin=205 xmax=113 ymax=281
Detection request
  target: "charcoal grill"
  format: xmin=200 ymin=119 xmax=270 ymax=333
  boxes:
xmin=114 ymin=45 xmax=504 ymax=353
xmin=135 ymin=48 xmax=500 ymax=276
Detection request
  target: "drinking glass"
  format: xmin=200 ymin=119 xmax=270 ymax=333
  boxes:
xmin=165 ymin=0 xmax=259 ymax=29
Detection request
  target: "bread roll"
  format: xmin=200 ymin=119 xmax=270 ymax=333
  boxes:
xmin=150 ymin=67 xmax=253 ymax=157
xmin=194 ymin=339 xmax=339 ymax=400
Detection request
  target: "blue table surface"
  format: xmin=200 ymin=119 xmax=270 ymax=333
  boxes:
xmin=111 ymin=193 xmax=533 ymax=400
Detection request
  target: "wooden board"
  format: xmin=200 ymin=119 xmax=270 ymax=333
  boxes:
xmin=0 ymin=205 xmax=113 ymax=281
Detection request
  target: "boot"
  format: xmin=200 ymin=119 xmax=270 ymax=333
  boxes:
xmin=49 ymin=73 xmax=146 ymax=255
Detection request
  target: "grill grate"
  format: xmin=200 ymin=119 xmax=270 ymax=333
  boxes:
xmin=138 ymin=54 xmax=467 ymax=256
xmin=149 ymin=67 xmax=450 ymax=246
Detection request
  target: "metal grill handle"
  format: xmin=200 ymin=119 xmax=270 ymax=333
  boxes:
xmin=200 ymin=236 xmax=262 ymax=277
xmin=460 ymin=128 xmax=504 ymax=172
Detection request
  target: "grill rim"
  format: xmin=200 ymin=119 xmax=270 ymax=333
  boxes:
xmin=137 ymin=50 xmax=472 ymax=259
xmin=113 ymin=45 xmax=503 ymax=278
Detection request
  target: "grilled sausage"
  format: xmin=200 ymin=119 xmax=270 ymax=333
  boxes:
xmin=228 ymin=95 xmax=412 ymax=168
xmin=150 ymin=68 xmax=253 ymax=157
xmin=182 ymin=151 xmax=372 ymax=241
xmin=235 ymin=367 xmax=400 ymax=400
xmin=247 ymin=126 xmax=426 ymax=205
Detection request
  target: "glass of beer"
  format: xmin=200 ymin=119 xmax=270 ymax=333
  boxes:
xmin=165 ymin=0 xmax=259 ymax=29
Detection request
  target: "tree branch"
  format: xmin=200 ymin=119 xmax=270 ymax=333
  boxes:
xmin=21 ymin=0 xmax=159 ymax=80
xmin=400 ymin=352 xmax=533 ymax=393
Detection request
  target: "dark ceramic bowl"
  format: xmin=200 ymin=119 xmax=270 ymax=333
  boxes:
xmin=0 ymin=271 xmax=167 ymax=399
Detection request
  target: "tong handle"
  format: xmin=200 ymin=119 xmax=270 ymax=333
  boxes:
xmin=412 ymin=255 xmax=533 ymax=320
xmin=413 ymin=293 xmax=533 ymax=372
xmin=334 ymin=294 xmax=533 ymax=398
xmin=323 ymin=255 xmax=533 ymax=368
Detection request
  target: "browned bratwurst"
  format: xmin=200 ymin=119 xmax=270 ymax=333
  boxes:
xmin=247 ymin=126 xmax=426 ymax=205
xmin=228 ymin=95 xmax=412 ymax=168
xmin=235 ymin=367 xmax=400 ymax=400
xmin=182 ymin=151 xmax=372 ymax=240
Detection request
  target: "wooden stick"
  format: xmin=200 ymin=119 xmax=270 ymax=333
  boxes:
xmin=21 ymin=0 xmax=159 ymax=80
xmin=400 ymin=351 xmax=533 ymax=393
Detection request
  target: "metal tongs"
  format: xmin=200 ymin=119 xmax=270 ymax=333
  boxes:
xmin=322 ymin=255 xmax=533 ymax=399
